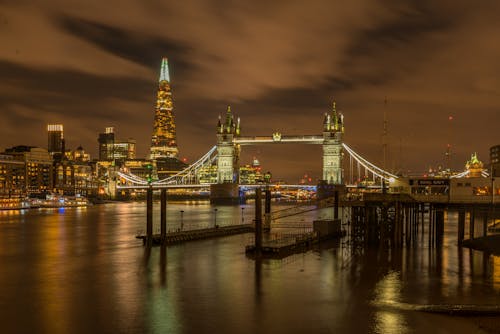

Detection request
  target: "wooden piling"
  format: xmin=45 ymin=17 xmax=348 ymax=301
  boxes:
xmin=420 ymin=204 xmax=425 ymax=242
xmin=405 ymin=205 xmax=410 ymax=245
xmin=430 ymin=208 xmax=433 ymax=246
xmin=469 ymin=208 xmax=475 ymax=240
xmin=160 ymin=189 xmax=167 ymax=243
xmin=435 ymin=209 xmax=444 ymax=246
xmin=255 ymin=188 xmax=263 ymax=256
xmin=458 ymin=210 xmax=465 ymax=245
xmin=146 ymin=187 xmax=153 ymax=247
xmin=264 ymin=186 xmax=271 ymax=231
xmin=483 ymin=210 xmax=488 ymax=237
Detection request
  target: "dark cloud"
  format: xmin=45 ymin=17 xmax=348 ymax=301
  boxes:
xmin=0 ymin=0 xmax=499 ymax=182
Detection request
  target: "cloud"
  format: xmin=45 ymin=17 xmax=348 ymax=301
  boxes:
xmin=0 ymin=0 xmax=499 ymax=181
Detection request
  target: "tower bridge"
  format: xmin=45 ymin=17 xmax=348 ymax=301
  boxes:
xmin=117 ymin=100 xmax=399 ymax=203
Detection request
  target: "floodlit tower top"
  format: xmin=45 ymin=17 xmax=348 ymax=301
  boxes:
xmin=324 ymin=99 xmax=343 ymax=133
xmin=159 ymin=57 xmax=170 ymax=82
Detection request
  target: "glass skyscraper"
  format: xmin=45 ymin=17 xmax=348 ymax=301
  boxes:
xmin=150 ymin=57 xmax=179 ymax=159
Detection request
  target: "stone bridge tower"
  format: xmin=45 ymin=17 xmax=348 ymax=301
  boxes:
xmin=319 ymin=101 xmax=344 ymax=198
xmin=211 ymin=106 xmax=241 ymax=203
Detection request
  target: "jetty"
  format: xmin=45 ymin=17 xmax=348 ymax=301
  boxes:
xmin=136 ymin=224 xmax=253 ymax=246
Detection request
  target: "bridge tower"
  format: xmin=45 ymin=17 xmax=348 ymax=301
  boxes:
xmin=211 ymin=106 xmax=241 ymax=203
xmin=319 ymin=101 xmax=344 ymax=198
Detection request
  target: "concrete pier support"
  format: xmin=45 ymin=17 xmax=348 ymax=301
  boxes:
xmin=210 ymin=183 xmax=240 ymax=204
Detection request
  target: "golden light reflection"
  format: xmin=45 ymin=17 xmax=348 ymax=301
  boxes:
xmin=373 ymin=271 xmax=409 ymax=333
xmin=37 ymin=215 xmax=70 ymax=334
xmin=374 ymin=310 xmax=407 ymax=334
xmin=493 ymin=256 xmax=500 ymax=292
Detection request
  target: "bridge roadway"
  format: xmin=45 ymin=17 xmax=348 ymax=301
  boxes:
xmin=234 ymin=135 xmax=324 ymax=145
xmin=117 ymin=183 xmax=319 ymax=190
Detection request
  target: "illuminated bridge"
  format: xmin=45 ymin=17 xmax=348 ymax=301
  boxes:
xmin=116 ymin=102 xmax=398 ymax=200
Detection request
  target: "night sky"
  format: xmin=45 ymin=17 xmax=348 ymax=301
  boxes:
xmin=1 ymin=0 xmax=499 ymax=182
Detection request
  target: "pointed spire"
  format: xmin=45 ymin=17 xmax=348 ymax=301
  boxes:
xmin=217 ymin=114 xmax=222 ymax=133
xmin=225 ymin=105 xmax=233 ymax=133
xmin=332 ymin=100 xmax=338 ymax=130
xmin=159 ymin=57 xmax=170 ymax=82
xmin=236 ymin=117 xmax=241 ymax=136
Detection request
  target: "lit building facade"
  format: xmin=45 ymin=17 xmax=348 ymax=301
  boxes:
xmin=47 ymin=124 xmax=64 ymax=157
xmin=113 ymin=140 xmax=136 ymax=161
xmin=239 ymin=158 xmax=264 ymax=184
xmin=0 ymin=154 xmax=25 ymax=196
xmin=73 ymin=146 xmax=91 ymax=162
xmin=197 ymin=165 xmax=218 ymax=184
xmin=150 ymin=58 xmax=179 ymax=159
xmin=98 ymin=127 xmax=115 ymax=160
xmin=4 ymin=146 xmax=53 ymax=195
xmin=97 ymin=127 xmax=136 ymax=161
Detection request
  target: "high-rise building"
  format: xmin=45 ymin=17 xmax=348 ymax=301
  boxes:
xmin=150 ymin=57 xmax=179 ymax=159
xmin=98 ymin=127 xmax=115 ymax=161
xmin=47 ymin=124 xmax=64 ymax=156
xmin=98 ymin=127 xmax=136 ymax=161
xmin=113 ymin=139 xmax=136 ymax=161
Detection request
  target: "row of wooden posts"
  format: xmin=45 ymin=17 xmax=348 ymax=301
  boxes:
xmin=145 ymin=187 xmax=167 ymax=247
xmin=144 ymin=186 xmax=272 ymax=248
xmin=350 ymin=201 xmax=493 ymax=248
xmin=145 ymin=188 xmax=493 ymax=249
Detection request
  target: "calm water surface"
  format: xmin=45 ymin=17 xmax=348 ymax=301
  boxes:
xmin=0 ymin=202 xmax=499 ymax=333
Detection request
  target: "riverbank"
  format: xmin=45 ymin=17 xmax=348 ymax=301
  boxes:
xmin=462 ymin=234 xmax=500 ymax=255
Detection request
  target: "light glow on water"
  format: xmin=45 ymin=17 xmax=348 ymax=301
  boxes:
xmin=0 ymin=203 xmax=499 ymax=333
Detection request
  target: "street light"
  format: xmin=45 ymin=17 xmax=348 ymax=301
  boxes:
xmin=180 ymin=210 xmax=184 ymax=231
xmin=241 ymin=207 xmax=245 ymax=224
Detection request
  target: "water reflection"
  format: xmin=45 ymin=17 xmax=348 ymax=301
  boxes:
xmin=373 ymin=271 xmax=408 ymax=333
xmin=0 ymin=204 xmax=499 ymax=333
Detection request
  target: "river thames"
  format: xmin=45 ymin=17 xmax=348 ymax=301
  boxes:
xmin=0 ymin=201 xmax=499 ymax=333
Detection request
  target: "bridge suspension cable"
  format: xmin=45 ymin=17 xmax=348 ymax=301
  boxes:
xmin=342 ymin=143 xmax=398 ymax=181
xmin=152 ymin=145 xmax=217 ymax=185
xmin=117 ymin=142 xmax=398 ymax=188
xmin=116 ymin=171 xmax=149 ymax=185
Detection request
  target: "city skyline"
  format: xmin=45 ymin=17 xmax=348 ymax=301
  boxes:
xmin=1 ymin=1 xmax=499 ymax=181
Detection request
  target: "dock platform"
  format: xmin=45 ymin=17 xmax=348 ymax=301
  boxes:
xmin=136 ymin=224 xmax=254 ymax=246
xmin=245 ymin=232 xmax=318 ymax=256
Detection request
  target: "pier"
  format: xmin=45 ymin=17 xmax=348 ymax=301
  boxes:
xmin=245 ymin=189 xmax=344 ymax=258
xmin=136 ymin=224 xmax=254 ymax=246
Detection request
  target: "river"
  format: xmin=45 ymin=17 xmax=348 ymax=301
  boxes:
xmin=0 ymin=201 xmax=499 ymax=333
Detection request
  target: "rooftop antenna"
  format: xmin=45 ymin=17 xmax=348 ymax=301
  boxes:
xmin=383 ymin=97 xmax=388 ymax=172
xmin=445 ymin=115 xmax=453 ymax=174
xmin=382 ymin=97 xmax=388 ymax=193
